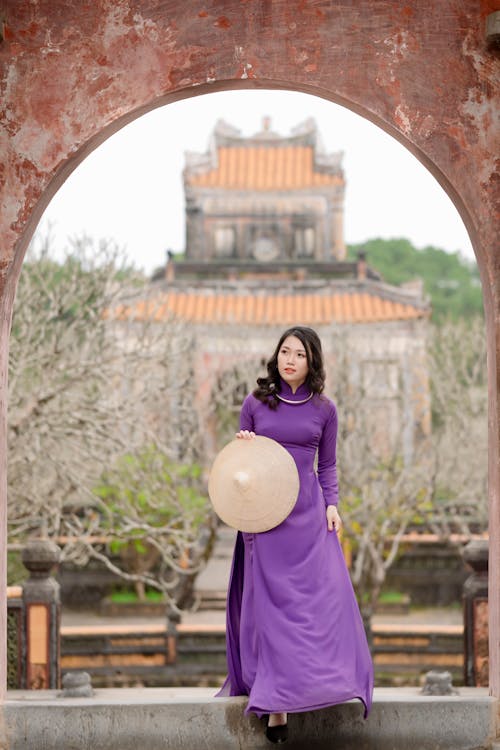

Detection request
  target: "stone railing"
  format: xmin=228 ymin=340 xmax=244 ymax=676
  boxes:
xmin=462 ymin=539 xmax=489 ymax=687
xmin=59 ymin=620 xmax=464 ymax=689
xmin=7 ymin=539 xmax=61 ymax=689
xmin=7 ymin=537 xmax=490 ymax=692
xmin=7 ymin=585 xmax=24 ymax=689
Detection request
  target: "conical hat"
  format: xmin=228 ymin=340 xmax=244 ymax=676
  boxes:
xmin=208 ymin=436 xmax=299 ymax=533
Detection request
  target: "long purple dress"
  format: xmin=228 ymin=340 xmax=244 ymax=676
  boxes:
xmin=216 ymin=378 xmax=374 ymax=718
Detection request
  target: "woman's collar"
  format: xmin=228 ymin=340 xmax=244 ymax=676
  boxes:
xmin=278 ymin=377 xmax=311 ymax=401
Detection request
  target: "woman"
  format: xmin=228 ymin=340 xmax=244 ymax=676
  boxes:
xmin=216 ymin=326 xmax=373 ymax=744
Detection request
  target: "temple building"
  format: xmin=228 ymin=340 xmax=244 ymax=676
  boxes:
xmin=182 ymin=117 xmax=346 ymax=271
xmin=131 ymin=118 xmax=432 ymax=460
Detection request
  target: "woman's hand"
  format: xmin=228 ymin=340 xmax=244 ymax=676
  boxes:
xmin=326 ymin=504 xmax=342 ymax=534
xmin=235 ymin=430 xmax=256 ymax=440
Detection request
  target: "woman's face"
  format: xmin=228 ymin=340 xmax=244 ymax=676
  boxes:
xmin=277 ymin=335 xmax=309 ymax=391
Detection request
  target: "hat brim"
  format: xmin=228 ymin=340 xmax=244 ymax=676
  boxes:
xmin=208 ymin=435 xmax=299 ymax=533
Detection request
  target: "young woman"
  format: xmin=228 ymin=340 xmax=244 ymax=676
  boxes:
xmin=216 ymin=326 xmax=373 ymax=744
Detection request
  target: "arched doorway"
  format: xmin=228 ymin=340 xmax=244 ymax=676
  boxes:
xmin=1 ymin=1 xmax=498 ymax=705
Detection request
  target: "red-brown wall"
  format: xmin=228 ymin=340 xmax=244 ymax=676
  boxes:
xmin=0 ymin=0 xmax=498 ymax=702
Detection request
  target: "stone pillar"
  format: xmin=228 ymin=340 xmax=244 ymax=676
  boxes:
xmin=0 ymin=297 xmax=13 ymax=701
xmin=462 ymin=539 xmax=489 ymax=687
xmin=21 ymin=540 xmax=61 ymax=690
xmin=7 ymin=585 xmax=24 ymax=690
xmin=165 ymin=250 xmax=175 ymax=282
xmin=184 ymin=191 xmax=204 ymax=260
xmin=356 ymin=250 xmax=367 ymax=281
xmin=166 ymin=609 xmax=180 ymax=665
xmin=331 ymin=206 xmax=346 ymax=260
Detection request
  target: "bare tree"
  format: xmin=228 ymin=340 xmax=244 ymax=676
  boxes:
xmin=8 ymin=233 xmax=215 ymax=609
xmin=207 ymin=363 xmax=257 ymax=451
xmin=332 ymin=318 xmax=487 ymax=626
xmin=425 ymin=316 xmax=487 ymax=535
xmin=330 ymin=327 xmax=433 ymax=624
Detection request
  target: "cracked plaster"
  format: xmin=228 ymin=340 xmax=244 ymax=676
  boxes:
xmin=0 ymin=0 xmax=498 ymax=703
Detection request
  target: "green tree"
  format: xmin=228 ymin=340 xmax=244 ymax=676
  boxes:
xmin=92 ymin=445 xmax=215 ymax=608
xmin=347 ymin=238 xmax=483 ymax=322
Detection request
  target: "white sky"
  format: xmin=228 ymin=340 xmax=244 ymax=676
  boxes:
xmin=39 ymin=89 xmax=475 ymax=275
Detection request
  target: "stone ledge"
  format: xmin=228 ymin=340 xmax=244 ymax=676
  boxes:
xmin=1 ymin=687 xmax=497 ymax=750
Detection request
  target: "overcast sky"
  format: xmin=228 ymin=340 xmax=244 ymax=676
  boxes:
xmin=39 ymin=89 xmax=475 ymax=275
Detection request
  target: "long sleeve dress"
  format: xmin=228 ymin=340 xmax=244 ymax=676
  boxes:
xmin=215 ymin=378 xmax=374 ymax=718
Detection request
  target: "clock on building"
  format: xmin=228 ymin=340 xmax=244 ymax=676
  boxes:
xmin=251 ymin=236 xmax=280 ymax=262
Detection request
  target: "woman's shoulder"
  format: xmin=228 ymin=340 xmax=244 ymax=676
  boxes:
xmin=241 ymin=392 xmax=260 ymax=410
xmin=315 ymin=393 xmax=338 ymax=420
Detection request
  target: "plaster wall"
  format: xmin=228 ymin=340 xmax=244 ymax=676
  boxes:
xmin=0 ymin=0 xmax=499 ymax=710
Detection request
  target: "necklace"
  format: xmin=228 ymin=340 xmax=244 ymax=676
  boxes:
xmin=275 ymin=392 xmax=314 ymax=405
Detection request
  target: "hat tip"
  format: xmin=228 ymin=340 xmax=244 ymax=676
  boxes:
xmin=233 ymin=470 xmax=251 ymax=492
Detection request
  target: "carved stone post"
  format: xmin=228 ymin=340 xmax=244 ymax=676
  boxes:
xmin=166 ymin=608 xmax=180 ymax=665
xmin=21 ymin=540 xmax=61 ymax=689
xmin=462 ymin=539 xmax=489 ymax=687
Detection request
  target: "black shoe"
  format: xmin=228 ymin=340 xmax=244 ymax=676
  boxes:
xmin=265 ymin=722 xmax=288 ymax=744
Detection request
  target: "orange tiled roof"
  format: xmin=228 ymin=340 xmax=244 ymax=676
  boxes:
xmin=186 ymin=146 xmax=343 ymax=191
xmin=113 ymin=290 xmax=427 ymax=326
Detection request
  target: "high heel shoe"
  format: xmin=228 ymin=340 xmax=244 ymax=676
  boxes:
xmin=265 ymin=723 xmax=288 ymax=744
xmin=265 ymin=715 xmax=288 ymax=744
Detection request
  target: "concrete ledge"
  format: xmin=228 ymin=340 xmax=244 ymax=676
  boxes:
xmin=1 ymin=687 xmax=497 ymax=750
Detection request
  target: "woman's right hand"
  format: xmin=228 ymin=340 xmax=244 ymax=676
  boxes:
xmin=235 ymin=430 xmax=256 ymax=440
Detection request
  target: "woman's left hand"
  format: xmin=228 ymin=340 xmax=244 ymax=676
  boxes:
xmin=326 ymin=505 xmax=342 ymax=534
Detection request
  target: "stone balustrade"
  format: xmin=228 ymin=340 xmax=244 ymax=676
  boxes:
xmin=7 ymin=540 xmax=62 ymax=690
xmin=462 ymin=539 xmax=489 ymax=687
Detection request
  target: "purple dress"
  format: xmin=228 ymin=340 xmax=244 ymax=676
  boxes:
xmin=216 ymin=378 xmax=374 ymax=718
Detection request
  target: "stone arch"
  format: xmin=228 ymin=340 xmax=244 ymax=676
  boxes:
xmin=1 ymin=1 xmax=498 ymax=702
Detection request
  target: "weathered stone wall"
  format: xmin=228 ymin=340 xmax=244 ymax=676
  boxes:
xmin=0 ymin=0 xmax=498 ymax=701
xmin=192 ymin=318 xmax=430 ymax=463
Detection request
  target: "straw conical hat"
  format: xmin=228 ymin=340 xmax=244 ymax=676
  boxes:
xmin=208 ymin=436 xmax=299 ymax=533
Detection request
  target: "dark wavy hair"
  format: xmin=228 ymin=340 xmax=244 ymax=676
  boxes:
xmin=253 ymin=326 xmax=326 ymax=410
